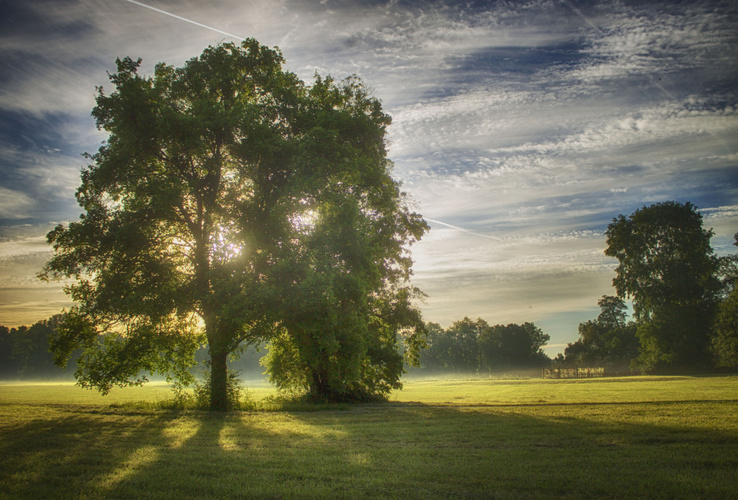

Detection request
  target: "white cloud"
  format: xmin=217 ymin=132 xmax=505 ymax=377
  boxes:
xmin=0 ymin=235 xmax=49 ymax=259
xmin=411 ymin=224 xmax=615 ymax=326
xmin=392 ymin=94 xmax=738 ymax=232
xmin=0 ymin=187 xmax=34 ymax=219
xmin=568 ymin=4 xmax=738 ymax=86
xmin=0 ymin=232 xmax=72 ymax=326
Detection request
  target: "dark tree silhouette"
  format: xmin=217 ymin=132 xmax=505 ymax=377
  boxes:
xmin=40 ymin=40 xmax=427 ymax=408
xmin=417 ymin=318 xmax=550 ymax=373
xmin=712 ymin=233 xmax=738 ymax=367
xmin=561 ymin=296 xmax=638 ymax=370
xmin=605 ymin=202 xmax=720 ymax=372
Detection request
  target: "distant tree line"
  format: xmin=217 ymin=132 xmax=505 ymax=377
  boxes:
xmin=1 ymin=314 xmax=550 ymax=379
xmin=416 ymin=318 xmax=551 ymax=373
xmin=0 ymin=316 xmax=77 ymax=379
xmin=0 ymin=316 xmax=268 ymax=381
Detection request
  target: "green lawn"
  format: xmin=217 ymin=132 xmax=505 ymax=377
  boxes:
xmin=1 ymin=375 xmax=737 ymax=498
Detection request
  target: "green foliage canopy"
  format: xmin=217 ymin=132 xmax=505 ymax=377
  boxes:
xmin=561 ymin=295 xmax=638 ymax=370
xmin=40 ymin=40 xmax=427 ymax=408
xmin=0 ymin=316 xmax=69 ymax=379
xmin=712 ymin=233 xmax=738 ymax=367
xmin=479 ymin=322 xmax=550 ymax=371
xmin=417 ymin=318 xmax=550 ymax=373
xmin=605 ymin=201 xmax=720 ymax=372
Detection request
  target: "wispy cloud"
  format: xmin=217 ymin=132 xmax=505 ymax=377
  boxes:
xmin=0 ymin=187 xmax=34 ymax=220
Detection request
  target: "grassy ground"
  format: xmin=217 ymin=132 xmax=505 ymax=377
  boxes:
xmin=1 ymin=375 xmax=737 ymax=498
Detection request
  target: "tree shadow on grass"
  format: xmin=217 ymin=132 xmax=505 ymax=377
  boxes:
xmin=2 ymin=401 xmax=738 ymax=498
xmin=0 ymin=405 xmax=178 ymax=497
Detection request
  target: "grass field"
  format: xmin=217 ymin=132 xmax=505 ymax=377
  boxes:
xmin=1 ymin=375 xmax=737 ymax=498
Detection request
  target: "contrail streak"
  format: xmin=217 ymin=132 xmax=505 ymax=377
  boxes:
xmin=560 ymin=0 xmax=601 ymax=33
xmin=125 ymin=0 xmax=244 ymax=41
xmin=425 ymin=218 xmax=503 ymax=241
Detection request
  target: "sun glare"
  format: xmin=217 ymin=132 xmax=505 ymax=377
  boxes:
xmin=290 ymin=209 xmax=318 ymax=234
xmin=211 ymin=228 xmax=244 ymax=261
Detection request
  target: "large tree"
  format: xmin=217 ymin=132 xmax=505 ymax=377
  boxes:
xmin=604 ymin=201 xmax=720 ymax=372
xmin=40 ymin=40 xmax=427 ymax=409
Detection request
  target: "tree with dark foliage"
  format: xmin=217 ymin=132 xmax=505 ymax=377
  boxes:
xmin=561 ymin=296 xmax=638 ymax=370
xmin=712 ymin=233 xmax=738 ymax=367
xmin=41 ymin=40 xmax=427 ymax=408
xmin=479 ymin=322 xmax=549 ymax=371
xmin=605 ymin=202 xmax=720 ymax=372
xmin=0 ymin=316 xmax=74 ymax=379
xmin=417 ymin=318 xmax=550 ymax=373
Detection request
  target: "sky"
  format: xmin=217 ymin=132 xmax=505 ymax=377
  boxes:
xmin=0 ymin=0 xmax=737 ymax=354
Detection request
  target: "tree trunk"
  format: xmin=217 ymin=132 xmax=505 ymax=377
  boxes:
xmin=311 ymin=363 xmax=335 ymax=402
xmin=210 ymin=347 xmax=229 ymax=411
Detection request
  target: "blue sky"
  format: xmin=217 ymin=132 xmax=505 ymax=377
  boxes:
xmin=0 ymin=0 xmax=736 ymax=354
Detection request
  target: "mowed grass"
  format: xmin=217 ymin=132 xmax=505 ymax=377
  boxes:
xmin=1 ymin=376 xmax=737 ymax=499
